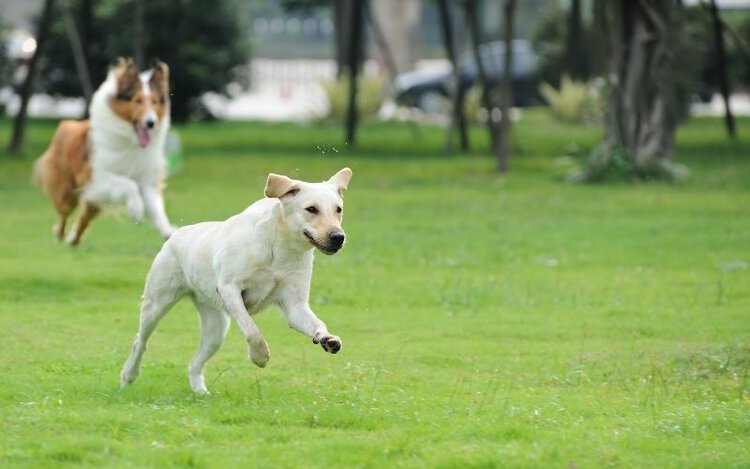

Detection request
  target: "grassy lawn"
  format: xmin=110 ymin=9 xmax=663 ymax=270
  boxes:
xmin=0 ymin=112 xmax=748 ymax=467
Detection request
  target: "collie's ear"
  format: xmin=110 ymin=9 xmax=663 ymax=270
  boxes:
xmin=265 ymin=173 xmax=300 ymax=199
xmin=328 ymin=167 xmax=352 ymax=195
xmin=150 ymin=60 xmax=169 ymax=95
xmin=113 ymin=58 xmax=140 ymax=101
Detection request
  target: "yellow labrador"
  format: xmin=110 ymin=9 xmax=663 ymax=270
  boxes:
xmin=120 ymin=168 xmax=352 ymax=394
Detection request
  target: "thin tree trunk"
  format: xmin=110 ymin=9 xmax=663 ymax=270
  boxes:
xmin=364 ymin=4 xmax=398 ymax=80
xmin=133 ymin=0 xmax=145 ymax=69
xmin=79 ymin=0 xmax=93 ymax=116
xmin=345 ymin=0 xmax=364 ymax=146
xmin=708 ymin=0 xmax=736 ymax=139
xmin=334 ymin=0 xmax=348 ymax=77
xmin=565 ymin=0 xmax=584 ymax=80
xmin=437 ymin=0 xmax=469 ymax=153
xmin=497 ymin=0 xmax=516 ymax=172
xmin=61 ymin=0 xmax=93 ymax=111
xmin=8 ymin=0 xmax=55 ymax=155
xmin=465 ymin=0 xmax=498 ymax=153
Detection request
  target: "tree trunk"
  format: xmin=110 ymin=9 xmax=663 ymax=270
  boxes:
xmin=497 ymin=0 xmax=516 ymax=172
xmin=465 ymin=0 xmax=499 ymax=153
xmin=345 ymin=0 xmax=364 ymax=146
xmin=437 ymin=0 xmax=469 ymax=153
xmin=61 ymin=0 xmax=93 ymax=111
xmin=565 ymin=0 xmax=584 ymax=80
xmin=133 ymin=0 xmax=145 ymax=69
xmin=585 ymin=0 xmax=687 ymax=181
xmin=7 ymin=0 xmax=55 ymax=155
xmin=708 ymin=0 xmax=736 ymax=139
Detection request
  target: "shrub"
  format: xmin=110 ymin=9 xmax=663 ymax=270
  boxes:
xmin=319 ymin=73 xmax=386 ymax=123
xmin=539 ymin=76 xmax=603 ymax=124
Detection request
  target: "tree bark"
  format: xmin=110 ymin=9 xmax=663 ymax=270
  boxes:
xmin=497 ymin=0 xmax=516 ymax=172
xmin=585 ymin=0 xmax=686 ymax=181
xmin=8 ymin=0 xmax=56 ymax=155
xmin=345 ymin=0 xmax=364 ymax=146
xmin=133 ymin=0 xmax=145 ymax=69
xmin=708 ymin=0 xmax=736 ymax=139
xmin=465 ymin=0 xmax=498 ymax=153
xmin=61 ymin=0 xmax=93 ymax=111
xmin=565 ymin=0 xmax=584 ymax=80
xmin=437 ymin=0 xmax=469 ymax=153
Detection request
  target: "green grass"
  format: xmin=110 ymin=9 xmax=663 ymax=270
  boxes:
xmin=0 ymin=112 xmax=749 ymax=467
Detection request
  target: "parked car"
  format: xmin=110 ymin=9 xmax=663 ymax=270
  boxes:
xmin=394 ymin=40 xmax=540 ymax=111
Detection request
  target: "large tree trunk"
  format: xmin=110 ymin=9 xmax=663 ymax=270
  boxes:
xmin=585 ymin=0 xmax=687 ymax=181
xmin=7 ymin=0 xmax=55 ymax=155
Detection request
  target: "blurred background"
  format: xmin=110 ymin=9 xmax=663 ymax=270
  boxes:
xmin=1 ymin=0 xmax=749 ymax=175
xmin=2 ymin=0 xmax=749 ymax=118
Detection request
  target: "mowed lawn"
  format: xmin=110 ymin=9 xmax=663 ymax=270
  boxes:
xmin=0 ymin=113 xmax=748 ymax=467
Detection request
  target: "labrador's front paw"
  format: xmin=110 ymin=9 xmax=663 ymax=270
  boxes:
xmin=317 ymin=335 xmax=341 ymax=354
xmin=249 ymin=340 xmax=270 ymax=368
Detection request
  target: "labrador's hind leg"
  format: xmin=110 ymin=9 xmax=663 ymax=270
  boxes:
xmin=120 ymin=247 xmax=186 ymax=388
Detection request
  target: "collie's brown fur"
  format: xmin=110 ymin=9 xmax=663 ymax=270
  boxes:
xmin=33 ymin=120 xmax=94 ymax=244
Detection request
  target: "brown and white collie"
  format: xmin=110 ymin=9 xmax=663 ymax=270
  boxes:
xmin=33 ymin=57 xmax=176 ymax=245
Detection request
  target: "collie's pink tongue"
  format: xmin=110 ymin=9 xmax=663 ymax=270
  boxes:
xmin=136 ymin=127 xmax=152 ymax=147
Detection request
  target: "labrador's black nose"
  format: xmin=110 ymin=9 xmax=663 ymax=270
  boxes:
xmin=328 ymin=232 xmax=345 ymax=248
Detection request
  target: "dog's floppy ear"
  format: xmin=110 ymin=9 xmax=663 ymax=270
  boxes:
xmin=328 ymin=167 xmax=352 ymax=195
xmin=113 ymin=57 xmax=140 ymax=101
xmin=265 ymin=173 xmax=300 ymax=198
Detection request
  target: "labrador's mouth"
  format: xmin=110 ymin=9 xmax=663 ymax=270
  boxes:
xmin=303 ymin=230 xmax=339 ymax=255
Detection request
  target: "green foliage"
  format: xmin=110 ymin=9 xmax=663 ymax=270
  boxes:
xmin=319 ymin=73 xmax=386 ymax=124
xmin=539 ymin=76 xmax=604 ymax=124
xmin=0 ymin=115 xmax=749 ymax=466
xmin=38 ymin=0 xmax=250 ymax=121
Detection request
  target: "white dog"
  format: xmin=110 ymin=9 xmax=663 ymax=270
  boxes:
xmin=120 ymin=168 xmax=352 ymax=394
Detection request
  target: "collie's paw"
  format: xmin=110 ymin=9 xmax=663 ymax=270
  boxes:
xmin=318 ymin=335 xmax=341 ymax=354
xmin=127 ymin=199 xmax=145 ymax=224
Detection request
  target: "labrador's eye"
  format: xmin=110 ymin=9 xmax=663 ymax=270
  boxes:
xmin=336 ymin=206 xmax=342 ymax=213
xmin=306 ymin=206 xmax=319 ymax=214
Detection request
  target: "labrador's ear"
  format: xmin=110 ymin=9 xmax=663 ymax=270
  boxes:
xmin=265 ymin=173 xmax=300 ymax=198
xmin=328 ymin=167 xmax=352 ymax=195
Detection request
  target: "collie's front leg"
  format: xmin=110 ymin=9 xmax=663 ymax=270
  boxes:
xmin=81 ymin=171 xmax=144 ymax=223
xmin=141 ymin=185 xmax=177 ymax=239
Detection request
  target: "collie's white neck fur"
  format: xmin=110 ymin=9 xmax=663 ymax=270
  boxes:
xmin=87 ymin=68 xmax=170 ymax=187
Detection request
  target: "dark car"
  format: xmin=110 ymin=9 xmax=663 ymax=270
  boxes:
xmin=394 ymin=40 xmax=540 ymax=111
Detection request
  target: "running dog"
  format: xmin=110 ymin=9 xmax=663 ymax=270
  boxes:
xmin=120 ymin=168 xmax=352 ymax=394
xmin=33 ymin=57 xmax=176 ymax=245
